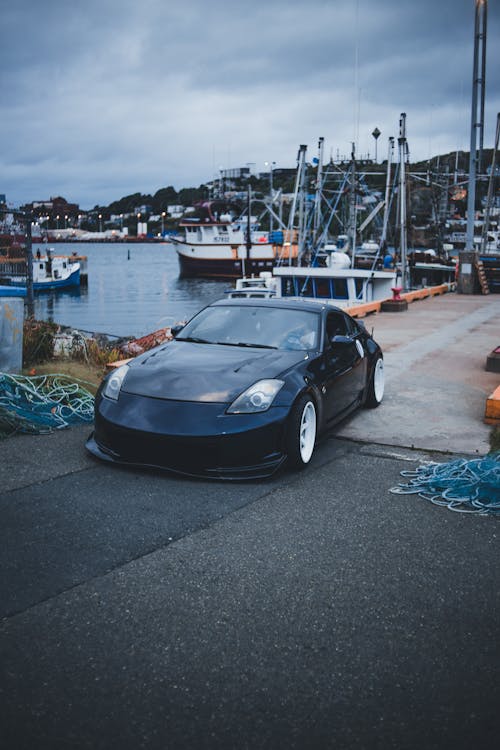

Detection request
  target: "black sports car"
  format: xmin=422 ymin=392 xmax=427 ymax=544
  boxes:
xmin=86 ymin=298 xmax=384 ymax=479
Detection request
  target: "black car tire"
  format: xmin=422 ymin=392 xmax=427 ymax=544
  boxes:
xmin=286 ymin=394 xmax=317 ymax=469
xmin=365 ymin=354 xmax=384 ymax=408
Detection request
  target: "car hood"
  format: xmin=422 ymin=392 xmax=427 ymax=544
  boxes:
xmin=121 ymin=340 xmax=308 ymax=402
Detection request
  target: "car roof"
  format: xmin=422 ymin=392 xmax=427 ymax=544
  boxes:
xmin=210 ymin=297 xmax=344 ymax=314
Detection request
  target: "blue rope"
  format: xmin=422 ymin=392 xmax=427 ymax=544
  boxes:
xmin=0 ymin=373 xmax=95 ymax=437
xmin=390 ymin=453 xmax=500 ymax=515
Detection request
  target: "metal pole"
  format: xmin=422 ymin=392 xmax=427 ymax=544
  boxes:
xmin=380 ymin=137 xmax=394 ymax=252
xmin=478 ymin=0 xmax=488 ymax=175
xmin=398 ymin=113 xmax=408 ymax=290
xmin=285 ymin=145 xmax=307 ymax=266
xmin=466 ymin=1 xmax=482 ymax=251
xmin=481 ymin=112 xmax=500 ymax=253
xmin=244 ymin=184 xmax=251 ymax=278
xmin=269 ymin=163 xmax=274 ymax=233
xmin=24 ymin=212 xmax=34 ymax=318
xmin=313 ymin=137 xmax=324 ymax=246
xmin=297 ymin=150 xmax=308 ymax=263
xmin=349 ymin=142 xmax=357 ymax=268
xmin=461 ymin=0 xmax=487 ymax=293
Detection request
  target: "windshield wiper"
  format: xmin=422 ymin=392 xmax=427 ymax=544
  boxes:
xmin=176 ymin=336 xmax=213 ymax=344
xmin=229 ymin=342 xmax=278 ymax=349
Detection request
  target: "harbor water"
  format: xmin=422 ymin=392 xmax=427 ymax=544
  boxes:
xmin=32 ymin=242 xmax=229 ymax=339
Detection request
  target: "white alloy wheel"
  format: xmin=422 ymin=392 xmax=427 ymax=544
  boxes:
xmin=299 ymin=400 xmax=317 ymax=464
xmin=365 ymin=355 xmax=384 ymax=408
xmin=286 ymin=395 xmax=317 ymax=469
xmin=373 ymin=357 xmax=385 ymax=403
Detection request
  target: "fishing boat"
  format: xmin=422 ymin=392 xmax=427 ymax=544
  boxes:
xmin=227 ymin=249 xmax=397 ymax=308
xmin=170 ymin=199 xmax=295 ymax=279
xmin=4 ymin=251 xmax=81 ymax=291
xmin=32 ymin=252 xmax=80 ymax=290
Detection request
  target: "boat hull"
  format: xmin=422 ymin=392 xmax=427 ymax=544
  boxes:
xmin=33 ymin=267 xmax=80 ymax=291
xmin=177 ymin=250 xmax=276 ymax=279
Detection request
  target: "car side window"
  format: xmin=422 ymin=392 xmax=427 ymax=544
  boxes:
xmin=344 ymin=314 xmax=360 ymax=337
xmin=326 ymin=312 xmax=349 ymax=342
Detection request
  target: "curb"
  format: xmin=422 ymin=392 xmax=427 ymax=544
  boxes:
xmin=347 ymin=282 xmax=455 ymax=319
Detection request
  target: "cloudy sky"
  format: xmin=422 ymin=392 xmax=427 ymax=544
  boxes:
xmin=1 ymin=0 xmax=499 ymax=209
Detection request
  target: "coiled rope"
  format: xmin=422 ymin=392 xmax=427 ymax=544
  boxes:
xmin=0 ymin=373 xmax=95 ymax=437
xmin=390 ymin=454 xmax=500 ymax=516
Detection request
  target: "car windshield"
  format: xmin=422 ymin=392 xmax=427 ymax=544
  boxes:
xmin=177 ymin=305 xmax=320 ymax=351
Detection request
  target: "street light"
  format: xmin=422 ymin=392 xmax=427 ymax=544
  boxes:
xmin=372 ymin=127 xmax=381 ymax=163
xmin=64 ymin=214 xmax=68 ymax=229
xmin=99 ymin=213 xmax=102 ymax=232
xmin=161 ymin=211 xmax=166 ymax=236
xmin=137 ymin=212 xmax=141 ymax=236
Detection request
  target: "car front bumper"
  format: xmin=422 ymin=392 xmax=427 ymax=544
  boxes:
xmin=86 ymin=391 xmax=291 ymax=480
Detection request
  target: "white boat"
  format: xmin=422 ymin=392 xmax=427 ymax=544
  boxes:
xmin=31 ymin=251 xmax=80 ymax=290
xmin=169 ymin=200 xmax=296 ymax=278
xmin=227 ymin=263 xmax=397 ymax=308
xmin=225 ymin=271 xmax=278 ymax=298
xmin=272 ymin=265 xmax=397 ymax=307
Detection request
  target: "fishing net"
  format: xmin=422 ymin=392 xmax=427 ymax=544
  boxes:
xmin=0 ymin=372 xmax=95 ymax=438
xmin=390 ymin=454 xmax=500 ymax=516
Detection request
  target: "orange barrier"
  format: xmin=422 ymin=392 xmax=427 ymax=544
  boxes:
xmin=484 ymin=385 xmax=500 ymax=425
xmin=347 ymin=282 xmax=455 ymax=319
xmin=346 ymin=300 xmax=382 ymax=318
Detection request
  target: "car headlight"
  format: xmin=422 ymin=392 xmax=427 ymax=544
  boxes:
xmin=102 ymin=364 xmax=129 ymax=400
xmin=227 ymin=379 xmax=284 ymax=414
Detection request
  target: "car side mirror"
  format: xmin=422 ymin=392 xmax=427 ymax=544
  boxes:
xmin=330 ymin=334 xmax=352 ymax=346
xmin=171 ymin=323 xmax=185 ymax=338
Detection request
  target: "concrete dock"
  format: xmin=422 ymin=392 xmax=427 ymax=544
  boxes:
xmin=339 ymin=290 xmax=500 ymax=455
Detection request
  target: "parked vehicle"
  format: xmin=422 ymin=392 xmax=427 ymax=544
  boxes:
xmin=87 ymin=298 xmax=384 ymax=479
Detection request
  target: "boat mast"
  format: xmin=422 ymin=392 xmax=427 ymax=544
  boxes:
xmin=398 ymin=113 xmax=408 ymax=290
xmin=480 ymin=112 xmax=500 ymax=253
xmin=349 ymin=142 xmax=357 ymax=268
xmin=380 ymin=136 xmax=395 ymax=253
xmin=244 ymin=184 xmax=251 ymax=278
xmin=285 ymin=144 xmax=307 ymax=266
xmin=466 ymin=0 xmax=488 ymax=252
xmin=313 ymin=137 xmax=324 ymax=247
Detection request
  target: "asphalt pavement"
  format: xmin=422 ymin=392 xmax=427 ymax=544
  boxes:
xmin=0 ymin=291 xmax=499 ymax=750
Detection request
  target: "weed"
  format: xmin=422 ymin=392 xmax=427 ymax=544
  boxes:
xmin=23 ymin=318 xmax=58 ymax=366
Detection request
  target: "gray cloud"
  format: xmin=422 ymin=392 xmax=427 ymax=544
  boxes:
xmin=1 ymin=0 xmax=498 ymax=208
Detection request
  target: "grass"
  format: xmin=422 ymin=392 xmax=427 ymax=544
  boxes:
xmin=20 ymin=318 xmax=126 ymax=394
xmin=22 ymin=359 xmax=107 ymax=394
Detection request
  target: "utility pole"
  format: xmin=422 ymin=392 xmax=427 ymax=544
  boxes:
xmin=398 ymin=113 xmax=408 ymax=290
xmin=372 ymin=127 xmax=381 ymax=163
xmin=461 ymin=0 xmax=488 ymax=293
xmin=24 ymin=211 xmax=34 ymax=318
xmin=380 ymin=137 xmax=394 ymax=253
